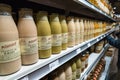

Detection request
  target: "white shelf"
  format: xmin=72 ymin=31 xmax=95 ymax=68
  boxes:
xmin=0 ymin=29 xmax=114 ymax=80
xmin=80 ymin=44 xmax=110 ymax=80
xmin=74 ymin=0 xmax=115 ymax=21
xmin=99 ymin=56 xmax=112 ymax=80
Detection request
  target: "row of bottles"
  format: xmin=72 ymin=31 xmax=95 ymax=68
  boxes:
xmin=88 ymin=0 xmax=114 ymax=16
xmin=89 ymin=40 xmax=106 ymax=53
xmin=40 ymin=52 xmax=90 ymax=80
xmin=0 ymin=3 xmax=112 ymax=75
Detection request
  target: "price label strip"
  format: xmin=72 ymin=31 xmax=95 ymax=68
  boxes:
xmin=76 ymin=48 xmax=81 ymax=54
xmin=49 ymin=59 xmax=59 ymax=71
xmin=87 ymin=43 xmax=91 ymax=47
xmin=20 ymin=76 xmax=29 ymax=80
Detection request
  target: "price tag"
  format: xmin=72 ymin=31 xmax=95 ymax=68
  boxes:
xmin=76 ymin=48 xmax=81 ymax=54
xmin=49 ymin=59 xmax=59 ymax=71
xmin=97 ymin=39 xmax=99 ymax=41
xmin=20 ymin=76 xmax=29 ymax=80
xmin=88 ymin=43 xmax=91 ymax=47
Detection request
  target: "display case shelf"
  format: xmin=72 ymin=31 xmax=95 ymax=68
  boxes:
xmin=74 ymin=0 xmax=115 ymax=22
xmin=99 ymin=56 xmax=113 ymax=80
xmin=0 ymin=28 xmax=115 ymax=80
xmin=80 ymin=44 xmax=110 ymax=80
xmin=99 ymin=48 xmax=115 ymax=80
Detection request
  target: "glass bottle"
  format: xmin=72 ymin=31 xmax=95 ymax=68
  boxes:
xmin=18 ymin=8 xmax=38 ymax=65
xmin=67 ymin=17 xmax=75 ymax=47
xmin=75 ymin=57 xmax=81 ymax=79
xmin=0 ymin=4 xmax=21 ymax=75
xmin=36 ymin=11 xmax=52 ymax=58
xmin=50 ymin=13 xmax=62 ymax=54
xmin=64 ymin=63 xmax=72 ymax=80
xmin=60 ymin=15 xmax=68 ymax=50
xmin=74 ymin=17 xmax=80 ymax=45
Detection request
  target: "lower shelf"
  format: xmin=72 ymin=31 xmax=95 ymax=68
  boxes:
xmin=99 ymin=56 xmax=113 ymax=80
xmin=80 ymin=44 xmax=109 ymax=80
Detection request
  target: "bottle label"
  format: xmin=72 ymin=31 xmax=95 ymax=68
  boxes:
xmin=76 ymin=68 xmax=81 ymax=78
xmin=82 ymin=61 xmax=85 ymax=68
xmin=68 ymin=32 xmax=75 ymax=42
xmin=38 ymin=36 xmax=52 ymax=50
xmin=0 ymin=40 xmax=20 ymax=63
xmin=96 ymin=44 xmax=103 ymax=51
xmin=20 ymin=37 xmax=38 ymax=55
xmin=52 ymin=34 xmax=62 ymax=46
xmin=72 ymin=71 xmax=76 ymax=80
xmin=85 ymin=59 xmax=88 ymax=66
xmin=66 ymin=72 xmax=72 ymax=80
xmin=62 ymin=33 xmax=68 ymax=43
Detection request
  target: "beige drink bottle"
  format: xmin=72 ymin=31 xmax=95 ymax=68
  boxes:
xmin=18 ymin=8 xmax=38 ymax=65
xmin=64 ymin=63 xmax=72 ymax=80
xmin=0 ymin=4 xmax=21 ymax=75
xmin=79 ymin=19 xmax=84 ymax=43
xmin=58 ymin=67 xmax=66 ymax=80
xmin=74 ymin=17 xmax=80 ymax=45
xmin=50 ymin=13 xmax=62 ymax=54
xmin=71 ymin=60 xmax=77 ymax=80
xmin=36 ymin=11 xmax=51 ymax=58
xmin=60 ymin=15 xmax=68 ymax=50
xmin=67 ymin=17 xmax=75 ymax=47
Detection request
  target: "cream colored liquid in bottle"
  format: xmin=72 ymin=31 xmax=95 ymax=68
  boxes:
xmin=79 ymin=19 xmax=84 ymax=43
xmin=64 ymin=63 xmax=72 ymax=80
xmin=50 ymin=13 xmax=62 ymax=54
xmin=18 ymin=8 xmax=38 ymax=65
xmin=74 ymin=17 xmax=80 ymax=45
xmin=0 ymin=4 xmax=21 ymax=75
xmin=67 ymin=17 xmax=75 ymax=47
xmin=36 ymin=11 xmax=51 ymax=58
xmin=60 ymin=15 xmax=68 ymax=50
xmin=58 ymin=67 xmax=66 ymax=80
xmin=71 ymin=60 xmax=77 ymax=80
xmin=76 ymin=57 xmax=81 ymax=79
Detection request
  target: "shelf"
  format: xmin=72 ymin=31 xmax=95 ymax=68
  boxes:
xmin=0 ymin=28 xmax=114 ymax=80
xmin=99 ymin=48 xmax=115 ymax=80
xmin=0 ymin=0 xmax=116 ymax=21
xmin=99 ymin=56 xmax=113 ymax=80
xmin=80 ymin=44 xmax=110 ymax=80
xmin=74 ymin=0 xmax=115 ymax=22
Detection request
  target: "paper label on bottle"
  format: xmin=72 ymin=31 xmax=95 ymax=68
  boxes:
xmin=62 ymin=33 xmax=68 ymax=43
xmin=38 ymin=36 xmax=52 ymax=50
xmin=20 ymin=37 xmax=38 ymax=55
xmin=76 ymin=32 xmax=80 ymax=40
xmin=72 ymin=71 xmax=76 ymax=80
xmin=0 ymin=40 xmax=20 ymax=63
xmin=66 ymin=72 xmax=72 ymax=80
xmin=82 ymin=61 xmax=85 ymax=68
xmin=68 ymin=32 xmax=75 ymax=42
xmin=52 ymin=34 xmax=62 ymax=46
xmin=76 ymin=68 xmax=81 ymax=78
xmin=85 ymin=59 xmax=88 ymax=66
xmin=96 ymin=45 xmax=103 ymax=51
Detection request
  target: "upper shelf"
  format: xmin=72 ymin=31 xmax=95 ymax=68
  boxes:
xmin=27 ymin=0 xmax=115 ymax=21
xmin=74 ymin=0 xmax=116 ymax=22
xmin=0 ymin=0 xmax=116 ymax=21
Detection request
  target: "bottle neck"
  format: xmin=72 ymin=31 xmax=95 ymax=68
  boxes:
xmin=0 ymin=11 xmax=11 ymax=16
xmin=50 ymin=15 xmax=59 ymax=22
xmin=37 ymin=14 xmax=48 ymax=21
xmin=19 ymin=14 xmax=33 ymax=19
